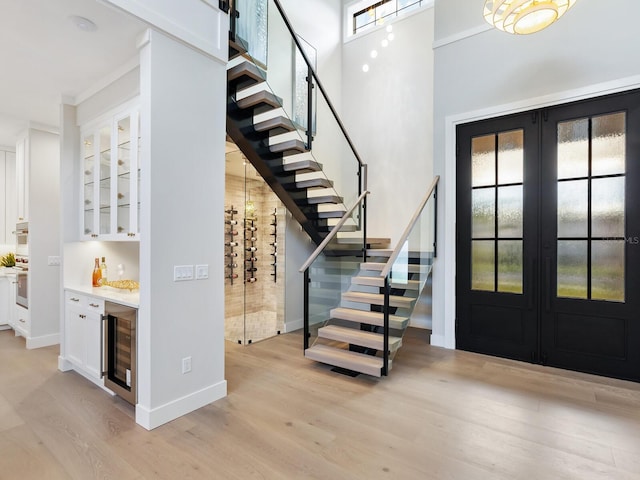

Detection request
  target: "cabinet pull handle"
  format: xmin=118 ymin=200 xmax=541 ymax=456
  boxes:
xmin=19 ymin=319 xmax=25 ymax=323
xmin=71 ymin=298 xmax=80 ymax=302
xmin=89 ymin=303 xmax=99 ymax=308
xmin=79 ymin=314 xmax=86 ymax=319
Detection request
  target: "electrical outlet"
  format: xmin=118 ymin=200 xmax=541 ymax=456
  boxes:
xmin=196 ymin=264 xmax=209 ymax=280
xmin=174 ymin=265 xmax=194 ymax=281
xmin=182 ymin=356 xmax=192 ymax=374
xmin=47 ymin=256 xmax=61 ymax=266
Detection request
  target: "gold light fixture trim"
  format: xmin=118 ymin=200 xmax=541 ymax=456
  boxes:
xmin=483 ymin=0 xmax=578 ymax=35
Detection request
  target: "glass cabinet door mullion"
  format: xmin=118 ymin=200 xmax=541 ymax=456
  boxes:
xmin=110 ymin=117 xmax=119 ymax=238
xmin=130 ymin=110 xmax=139 ymax=238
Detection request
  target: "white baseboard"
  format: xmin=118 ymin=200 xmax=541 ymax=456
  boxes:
xmin=284 ymin=318 xmax=303 ymax=333
xmin=430 ymin=333 xmax=446 ymax=348
xmin=135 ymin=380 xmax=228 ymax=430
xmin=26 ymin=333 xmax=60 ymax=350
xmin=58 ymin=355 xmax=73 ymax=372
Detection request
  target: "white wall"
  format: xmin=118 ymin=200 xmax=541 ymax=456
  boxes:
xmin=137 ymin=29 xmax=227 ymax=430
xmin=27 ymin=128 xmax=61 ymax=347
xmin=342 ymin=7 xmax=435 ymax=243
xmin=432 ymin=0 xmax=640 ymax=348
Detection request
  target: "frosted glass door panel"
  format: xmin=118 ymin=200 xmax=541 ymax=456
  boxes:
xmin=472 ymin=188 xmax=495 ymax=238
xmin=558 ymin=118 xmax=588 ymax=179
xmin=557 ymin=180 xmax=588 ymax=237
xmin=555 ymin=111 xmax=626 ymax=302
xmin=592 ymin=112 xmax=625 ymax=176
xmin=498 ymin=130 xmax=523 ymax=184
xmin=557 ymin=240 xmax=588 ymax=299
xmin=471 ymin=135 xmax=495 ymax=187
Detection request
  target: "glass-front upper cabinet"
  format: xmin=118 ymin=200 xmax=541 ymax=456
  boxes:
xmin=81 ymin=104 xmax=140 ymax=241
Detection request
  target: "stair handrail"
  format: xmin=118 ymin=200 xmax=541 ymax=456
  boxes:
xmin=269 ymin=0 xmax=364 ymax=168
xmin=379 ymin=175 xmax=440 ymax=279
xmin=299 ymin=190 xmax=370 ymax=273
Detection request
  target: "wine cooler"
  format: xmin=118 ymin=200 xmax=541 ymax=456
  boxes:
xmin=104 ymin=302 xmax=137 ymax=405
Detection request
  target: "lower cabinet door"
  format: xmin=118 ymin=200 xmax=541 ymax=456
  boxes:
xmin=66 ymin=307 xmax=85 ymax=367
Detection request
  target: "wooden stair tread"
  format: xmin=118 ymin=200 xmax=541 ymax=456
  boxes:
xmin=360 ymin=262 xmax=431 ymax=274
xmin=330 ymin=307 xmax=409 ymax=330
xmin=294 ymin=195 xmax=343 ymax=205
xmin=281 ymin=178 xmax=333 ymax=190
xmin=305 ymin=344 xmax=389 ymax=377
xmin=227 ymin=61 xmax=265 ymax=85
xmin=304 ymin=210 xmax=346 ymax=219
xmin=229 ymin=37 xmax=248 ymax=59
xmin=318 ymin=325 xmax=402 ymax=352
xmin=316 ymin=224 xmax=358 ymax=233
xmin=351 ymin=276 xmax=422 ymax=290
xmin=237 ymin=90 xmax=281 ymax=111
xmin=270 ymin=138 xmax=307 ymax=155
xmin=337 ymin=237 xmax=390 ymax=245
xmin=254 ymin=116 xmax=296 ymax=136
xmin=270 ymin=160 xmax=322 ymax=175
xmin=342 ymin=291 xmax=415 ymax=308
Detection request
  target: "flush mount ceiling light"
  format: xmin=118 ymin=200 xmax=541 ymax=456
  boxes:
xmin=68 ymin=15 xmax=98 ymax=32
xmin=483 ymin=0 xmax=578 ymax=35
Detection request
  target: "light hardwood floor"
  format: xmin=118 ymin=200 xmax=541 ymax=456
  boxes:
xmin=1 ymin=327 xmax=640 ymax=479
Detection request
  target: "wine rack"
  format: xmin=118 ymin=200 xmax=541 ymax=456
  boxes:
xmin=270 ymin=208 xmax=277 ymax=282
xmin=245 ymin=216 xmax=258 ymax=283
xmin=225 ymin=206 xmax=238 ymax=284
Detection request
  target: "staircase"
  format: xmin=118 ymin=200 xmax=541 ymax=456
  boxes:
xmin=304 ymin=246 xmax=433 ymax=377
xmin=226 ymin=36 xmax=357 ymax=246
xmin=223 ymin=0 xmax=438 ymax=379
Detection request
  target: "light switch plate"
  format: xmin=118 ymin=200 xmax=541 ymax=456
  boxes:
xmin=196 ymin=264 xmax=209 ymax=280
xmin=47 ymin=256 xmax=61 ymax=266
xmin=174 ymin=265 xmax=194 ymax=281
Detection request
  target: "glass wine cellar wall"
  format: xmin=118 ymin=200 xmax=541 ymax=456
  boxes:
xmin=225 ymin=144 xmax=285 ymax=344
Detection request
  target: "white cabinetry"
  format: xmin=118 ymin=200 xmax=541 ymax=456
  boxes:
xmin=14 ymin=304 xmax=30 ymax=338
xmin=64 ymin=291 xmax=104 ymax=379
xmin=6 ymin=273 xmax=16 ymax=329
xmin=0 ymin=275 xmax=9 ymax=329
xmin=82 ymin=106 xmax=140 ymax=241
xmin=15 ymin=136 xmax=28 ymax=222
xmin=0 ymin=150 xmax=17 ymax=244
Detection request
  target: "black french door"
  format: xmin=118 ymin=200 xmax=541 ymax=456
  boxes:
xmin=456 ymin=89 xmax=640 ymax=382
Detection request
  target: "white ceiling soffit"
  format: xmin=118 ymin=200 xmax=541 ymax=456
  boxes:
xmin=0 ymin=0 xmax=147 ymax=146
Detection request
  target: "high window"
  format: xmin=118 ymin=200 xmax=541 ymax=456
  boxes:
xmin=348 ymin=0 xmax=427 ymax=36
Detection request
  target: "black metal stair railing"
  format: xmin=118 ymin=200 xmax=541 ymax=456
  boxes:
xmin=224 ymin=0 xmax=367 ymax=247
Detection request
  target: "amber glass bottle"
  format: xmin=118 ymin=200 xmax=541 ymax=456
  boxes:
xmin=92 ymin=257 xmax=102 ymax=287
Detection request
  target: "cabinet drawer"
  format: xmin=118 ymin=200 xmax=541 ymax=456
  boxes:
xmin=64 ymin=292 xmax=105 ymax=314
xmin=86 ymin=298 xmax=105 ymax=314
xmin=15 ymin=306 xmax=30 ymax=331
xmin=65 ymin=291 xmax=85 ymax=307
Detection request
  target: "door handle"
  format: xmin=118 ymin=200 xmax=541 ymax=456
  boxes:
xmin=527 ymin=257 xmax=536 ymax=310
xmin=545 ymin=257 xmax=551 ymax=312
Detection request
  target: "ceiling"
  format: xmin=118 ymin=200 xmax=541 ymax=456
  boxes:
xmin=0 ymin=0 xmax=147 ymax=147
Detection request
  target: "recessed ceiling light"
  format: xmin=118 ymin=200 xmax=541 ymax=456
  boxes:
xmin=362 ymin=64 xmax=370 ymax=73
xmin=69 ymin=15 xmax=98 ymax=32
xmin=370 ymin=50 xmax=378 ymax=59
